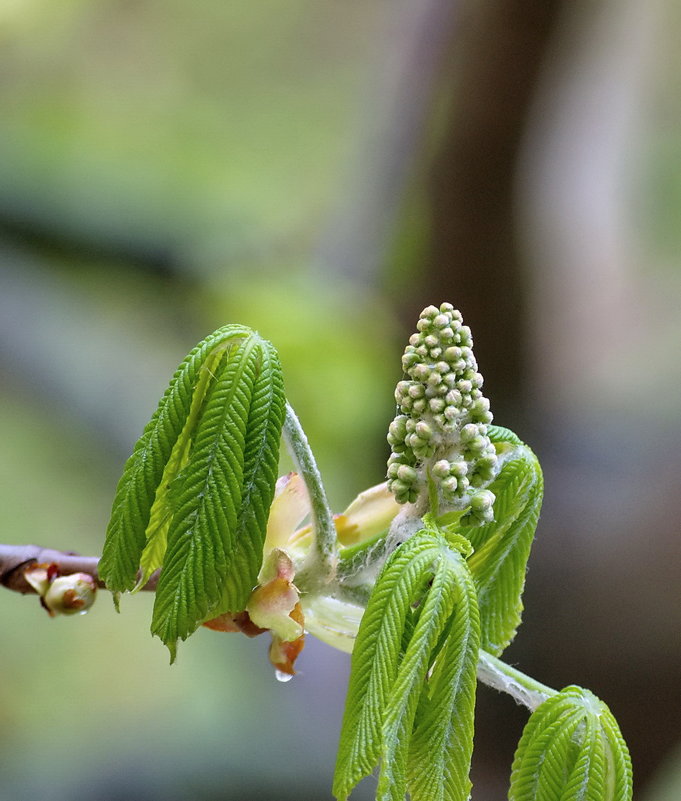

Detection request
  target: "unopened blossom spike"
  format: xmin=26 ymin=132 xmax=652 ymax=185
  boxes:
xmin=386 ymin=303 xmax=498 ymax=522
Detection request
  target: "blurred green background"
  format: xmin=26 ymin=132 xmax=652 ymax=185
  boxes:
xmin=1 ymin=1 xmax=680 ymax=799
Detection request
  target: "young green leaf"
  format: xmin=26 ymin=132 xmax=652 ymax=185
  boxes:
xmin=334 ymin=527 xmax=480 ymax=801
xmin=509 ymin=685 xmax=633 ymax=801
xmin=406 ymin=551 xmax=480 ymax=801
xmin=459 ymin=424 xmax=543 ymax=655
xmin=99 ymin=326 xmax=285 ymax=660
xmin=99 ymin=324 xmax=253 ymax=592
xmin=333 ymin=532 xmax=444 ymax=801
xmin=378 ymin=549 xmax=465 ymax=801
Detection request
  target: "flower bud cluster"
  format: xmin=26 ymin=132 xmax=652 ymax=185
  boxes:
xmin=386 ymin=303 xmax=498 ymax=523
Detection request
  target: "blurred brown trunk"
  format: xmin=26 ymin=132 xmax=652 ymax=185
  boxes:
xmin=417 ymin=0 xmax=565 ymax=428
xmin=412 ymin=3 xmax=567 ymax=797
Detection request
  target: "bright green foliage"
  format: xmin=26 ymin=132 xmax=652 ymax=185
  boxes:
xmin=405 ymin=554 xmax=479 ymax=801
xmin=90 ymin=303 xmax=631 ymax=801
xmin=459 ymin=424 xmax=543 ymax=655
xmin=99 ymin=325 xmax=285 ymax=659
xmin=509 ymin=686 xmax=633 ymax=801
xmin=333 ymin=523 xmax=480 ymax=801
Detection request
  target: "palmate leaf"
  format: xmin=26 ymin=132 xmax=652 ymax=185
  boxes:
xmin=334 ymin=526 xmax=480 ymax=801
xmin=509 ymin=686 xmax=633 ymax=801
xmin=99 ymin=326 xmax=285 ymax=659
xmin=458 ymin=424 xmax=543 ymax=655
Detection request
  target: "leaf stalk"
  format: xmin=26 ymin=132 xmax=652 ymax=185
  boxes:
xmin=476 ymin=650 xmax=557 ymax=711
xmin=282 ymin=402 xmax=338 ymax=586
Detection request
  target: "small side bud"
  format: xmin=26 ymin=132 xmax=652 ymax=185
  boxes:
xmin=43 ymin=573 xmax=98 ymax=616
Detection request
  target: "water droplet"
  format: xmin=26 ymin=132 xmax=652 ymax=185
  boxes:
xmin=275 ymin=669 xmax=293 ymax=683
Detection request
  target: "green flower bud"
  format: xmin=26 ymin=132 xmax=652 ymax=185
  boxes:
xmin=397 ymin=464 xmax=418 ymax=483
xmin=388 ymin=416 xmax=408 ymax=439
xmin=395 ymin=381 xmax=409 ymax=400
xmin=466 ymin=436 xmax=487 ymax=453
xmin=390 ymin=479 xmax=409 ymax=495
xmin=458 ymin=325 xmax=472 ymax=344
xmin=387 ymin=463 xmax=400 ymax=479
xmin=460 ymin=424 xmax=479 ymax=442
xmin=406 ymin=433 xmax=424 ymax=449
xmin=432 ymin=460 xmax=450 ymax=478
xmin=470 ymin=489 xmax=495 ymax=513
xmin=445 ymin=389 xmax=462 ymax=406
xmin=401 ymin=352 xmax=419 ymax=370
xmin=470 ymin=396 xmax=490 ymax=414
xmin=443 ymin=406 xmax=458 ymax=422
xmin=415 ymin=421 xmax=432 ymax=439
xmin=412 ymin=364 xmax=429 ymax=382
xmin=441 ymin=476 xmax=459 ymax=495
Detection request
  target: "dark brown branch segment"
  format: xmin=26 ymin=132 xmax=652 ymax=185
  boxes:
xmin=0 ymin=544 xmax=157 ymax=594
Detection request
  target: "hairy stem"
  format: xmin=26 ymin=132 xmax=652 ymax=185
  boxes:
xmin=477 ymin=649 xmax=556 ymax=711
xmin=282 ymin=403 xmax=338 ymax=586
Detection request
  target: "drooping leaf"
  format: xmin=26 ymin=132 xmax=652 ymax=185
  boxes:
xmin=509 ymin=686 xmax=633 ymax=801
xmin=333 ymin=532 xmax=444 ymax=800
xmin=406 ymin=550 xmax=480 ymax=801
xmin=377 ymin=550 xmax=462 ymax=801
xmin=334 ymin=525 xmax=480 ymax=801
xmin=459 ymin=424 xmax=543 ymax=655
xmin=151 ymin=336 xmax=285 ymax=657
xmin=99 ymin=324 xmax=253 ymax=592
xmin=99 ymin=325 xmax=285 ymax=660
xmin=228 ymin=337 xmax=286 ymax=607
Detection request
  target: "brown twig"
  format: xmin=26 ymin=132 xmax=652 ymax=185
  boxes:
xmin=0 ymin=544 xmax=158 ymax=594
